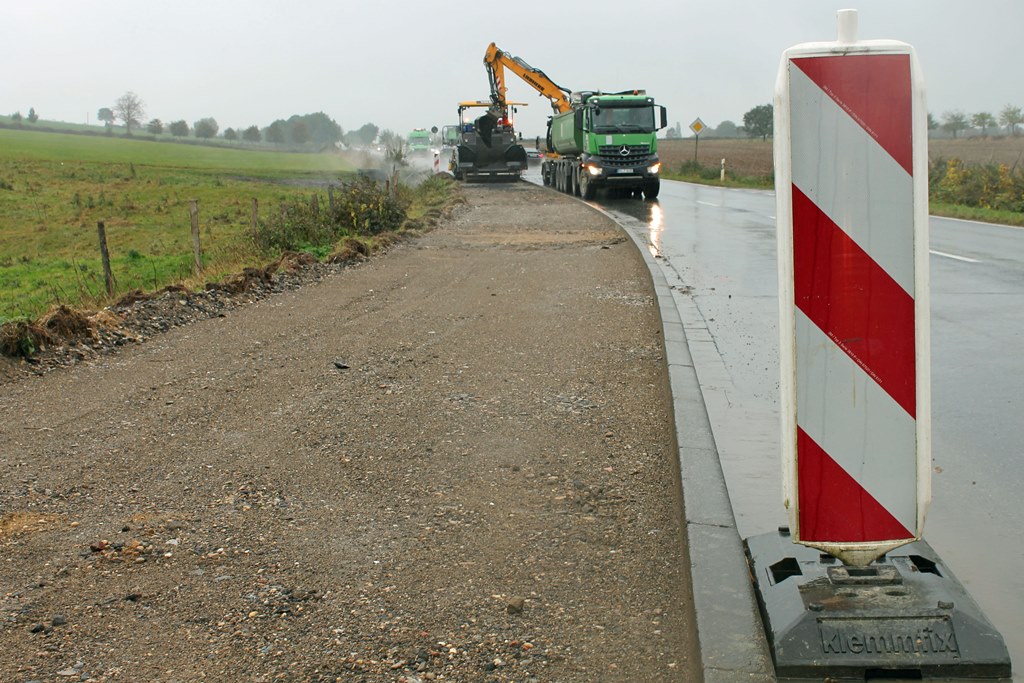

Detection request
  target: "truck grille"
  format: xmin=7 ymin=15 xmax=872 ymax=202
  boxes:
xmin=597 ymin=144 xmax=652 ymax=167
xmin=599 ymin=144 xmax=651 ymax=156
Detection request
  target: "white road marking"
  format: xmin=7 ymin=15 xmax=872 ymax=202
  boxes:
xmin=929 ymin=249 xmax=979 ymax=263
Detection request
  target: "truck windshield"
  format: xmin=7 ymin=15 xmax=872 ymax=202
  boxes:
xmin=591 ymin=105 xmax=656 ymax=133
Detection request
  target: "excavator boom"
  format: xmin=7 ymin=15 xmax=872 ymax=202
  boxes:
xmin=484 ymin=43 xmax=572 ymax=116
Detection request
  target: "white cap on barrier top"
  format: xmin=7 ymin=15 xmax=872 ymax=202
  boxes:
xmin=837 ymin=9 xmax=858 ymax=44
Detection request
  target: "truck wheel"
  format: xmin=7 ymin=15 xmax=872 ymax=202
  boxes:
xmin=579 ymin=172 xmax=596 ymax=199
xmin=570 ymin=168 xmax=580 ymax=196
xmin=542 ymin=166 xmax=550 ymax=186
xmin=643 ymin=180 xmax=660 ymax=199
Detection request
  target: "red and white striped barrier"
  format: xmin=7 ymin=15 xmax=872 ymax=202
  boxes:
xmin=774 ymin=10 xmax=931 ymax=565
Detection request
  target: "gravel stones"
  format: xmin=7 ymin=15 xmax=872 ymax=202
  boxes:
xmin=0 ymin=182 xmax=698 ymax=681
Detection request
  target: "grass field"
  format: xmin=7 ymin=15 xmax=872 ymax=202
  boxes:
xmin=659 ymin=138 xmax=775 ymax=180
xmin=0 ymin=129 xmax=396 ymax=319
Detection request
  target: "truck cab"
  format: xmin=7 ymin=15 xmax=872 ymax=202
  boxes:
xmin=407 ymin=128 xmax=432 ymax=155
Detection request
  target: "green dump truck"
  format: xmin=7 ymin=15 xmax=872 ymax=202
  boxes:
xmin=542 ymin=90 xmax=667 ymax=199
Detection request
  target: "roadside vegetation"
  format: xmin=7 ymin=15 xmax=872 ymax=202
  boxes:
xmin=0 ymin=128 xmax=460 ymax=351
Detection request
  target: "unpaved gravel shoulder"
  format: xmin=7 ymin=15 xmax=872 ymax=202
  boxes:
xmin=0 ymin=181 xmax=698 ymax=682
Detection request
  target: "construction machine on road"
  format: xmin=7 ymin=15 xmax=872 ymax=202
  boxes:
xmin=448 ymin=100 xmax=528 ymax=181
xmin=484 ymin=42 xmax=667 ymax=199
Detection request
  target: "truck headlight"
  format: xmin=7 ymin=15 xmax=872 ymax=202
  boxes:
xmin=586 ymin=164 xmax=602 ymax=176
xmin=648 ymin=162 xmax=662 ymax=174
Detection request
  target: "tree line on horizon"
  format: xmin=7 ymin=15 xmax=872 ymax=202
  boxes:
xmin=6 ymin=91 xmax=388 ymax=149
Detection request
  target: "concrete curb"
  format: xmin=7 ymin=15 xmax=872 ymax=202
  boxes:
xmin=593 ymin=202 xmax=776 ymax=682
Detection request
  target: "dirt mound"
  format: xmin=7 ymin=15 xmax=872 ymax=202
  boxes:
xmin=90 ymin=309 xmax=123 ymax=330
xmin=114 ymin=289 xmax=151 ymax=307
xmin=0 ymin=306 xmax=123 ymax=359
xmin=0 ymin=319 xmax=52 ymax=357
xmin=1 ymin=305 xmax=98 ymax=355
xmin=206 ymin=267 xmax=273 ymax=295
xmin=268 ymin=250 xmax=318 ymax=274
xmin=38 ymin=305 xmax=97 ymax=341
xmin=327 ymin=237 xmax=370 ymax=264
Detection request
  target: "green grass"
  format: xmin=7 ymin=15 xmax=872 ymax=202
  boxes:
xmin=928 ymin=200 xmax=1024 ymax=228
xmin=0 ymin=128 xmax=350 ymax=174
xmin=0 ymin=128 xmax=374 ymax=318
xmin=0 ymin=116 xmax=111 ymax=134
xmin=662 ymin=167 xmax=774 ymax=190
xmin=662 ymin=171 xmax=773 ymax=190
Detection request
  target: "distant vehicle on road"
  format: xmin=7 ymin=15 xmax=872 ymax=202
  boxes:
xmin=408 ymin=129 xmax=431 ymax=155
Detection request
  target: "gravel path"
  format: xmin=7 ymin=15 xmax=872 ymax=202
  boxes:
xmin=0 ymin=181 xmax=698 ymax=682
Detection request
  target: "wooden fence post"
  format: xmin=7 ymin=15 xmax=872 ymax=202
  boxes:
xmin=251 ymin=198 xmax=259 ymax=241
xmin=97 ymin=221 xmax=115 ymax=297
xmin=189 ymin=199 xmax=203 ymax=272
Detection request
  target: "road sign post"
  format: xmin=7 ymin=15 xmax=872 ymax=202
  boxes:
xmin=689 ymin=117 xmax=705 ymax=162
xmin=746 ymin=10 xmax=1010 ymax=679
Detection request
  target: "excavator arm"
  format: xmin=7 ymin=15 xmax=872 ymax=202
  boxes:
xmin=484 ymin=42 xmax=572 ymax=117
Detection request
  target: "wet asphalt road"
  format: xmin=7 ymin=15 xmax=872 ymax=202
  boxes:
xmin=580 ymin=177 xmax=1023 ymax=678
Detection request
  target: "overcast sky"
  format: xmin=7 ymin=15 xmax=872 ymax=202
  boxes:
xmin=4 ymin=1 xmax=1021 ymax=140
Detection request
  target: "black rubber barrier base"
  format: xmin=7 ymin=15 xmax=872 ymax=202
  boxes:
xmin=745 ymin=529 xmax=1011 ymax=681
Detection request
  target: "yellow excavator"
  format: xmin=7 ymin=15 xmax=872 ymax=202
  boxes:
xmin=483 ymin=42 xmax=572 ymax=117
xmin=448 ymin=44 xmax=552 ymax=181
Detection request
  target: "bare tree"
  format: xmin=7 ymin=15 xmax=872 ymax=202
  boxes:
xmin=114 ymin=91 xmax=145 ymax=136
xmin=384 ymin=135 xmax=409 ymax=167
